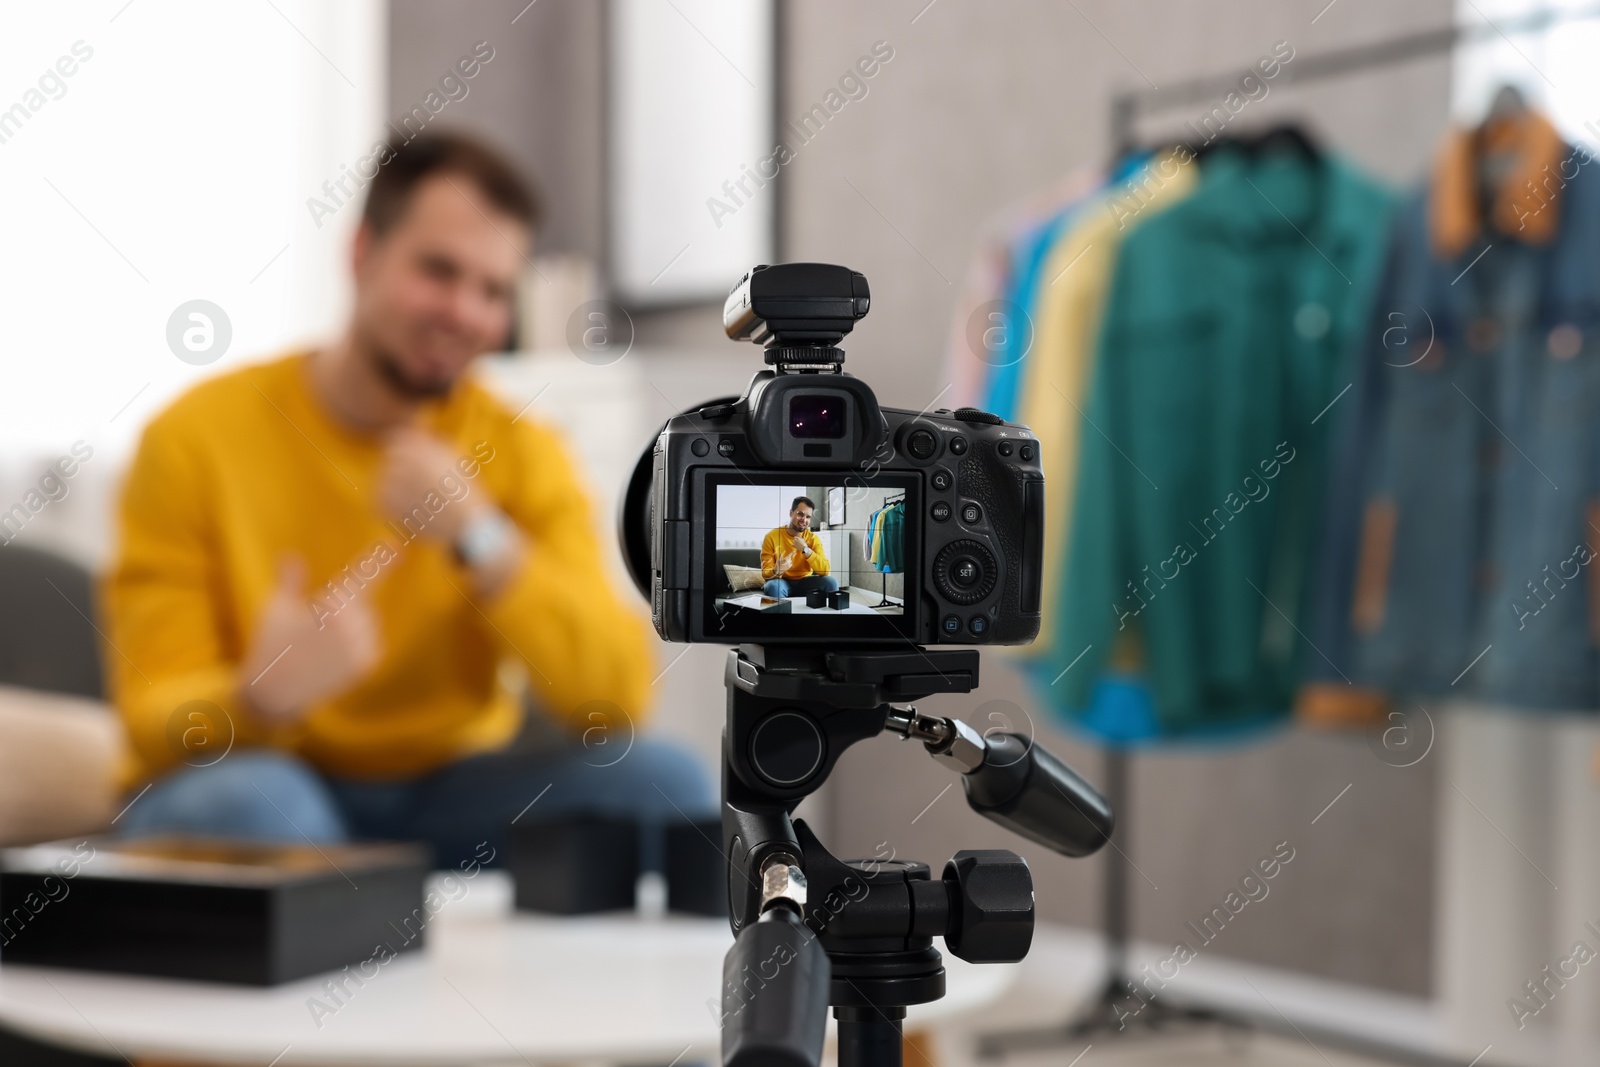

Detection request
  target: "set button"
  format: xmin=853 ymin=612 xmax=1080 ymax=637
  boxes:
xmin=934 ymin=540 xmax=998 ymax=605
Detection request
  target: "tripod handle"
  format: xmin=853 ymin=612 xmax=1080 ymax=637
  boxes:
xmin=720 ymin=909 xmax=830 ymax=1067
xmin=962 ymin=732 xmax=1114 ymax=857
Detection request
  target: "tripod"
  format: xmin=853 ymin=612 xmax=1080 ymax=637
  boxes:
xmin=716 ymin=644 xmax=1114 ymax=1067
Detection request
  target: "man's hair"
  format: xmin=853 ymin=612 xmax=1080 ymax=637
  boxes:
xmin=791 ymin=496 xmax=816 ymax=512
xmin=362 ymin=131 xmax=541 ymax=237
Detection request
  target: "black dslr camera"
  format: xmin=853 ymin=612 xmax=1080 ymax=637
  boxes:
xmin=619 ymin=262 xmax=1045 ymax=647
xmin=618 ymin=264 xmax=1109 ymax=1067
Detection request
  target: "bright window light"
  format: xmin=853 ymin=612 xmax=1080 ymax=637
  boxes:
xmin=0 ymin=0 xmax=384 ymax=454
xmin=1452 ymin=0 xmax=1600 ymax=145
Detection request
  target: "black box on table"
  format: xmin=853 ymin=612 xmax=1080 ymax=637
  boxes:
xmin=0 ymin=836 xmax=428 ymax=985
xmin=664 ymin=819 xmax=727 ymax=918
xmin=508 ymin=814 xmax=640 ymax=914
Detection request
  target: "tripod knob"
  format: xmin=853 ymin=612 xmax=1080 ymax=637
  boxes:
xmin=941 ymin=850 xmax=1033 ymax=963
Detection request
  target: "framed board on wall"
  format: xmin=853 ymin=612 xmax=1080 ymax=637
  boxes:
xmin=607 ymin=0 xmax=775 ymax=306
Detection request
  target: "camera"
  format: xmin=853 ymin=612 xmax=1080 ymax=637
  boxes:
xmin=619 ymin=262 xmax=1045 ymax=646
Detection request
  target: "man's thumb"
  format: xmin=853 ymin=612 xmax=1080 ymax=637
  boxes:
xmin=275 ymin=556 xmax=307 ymax=598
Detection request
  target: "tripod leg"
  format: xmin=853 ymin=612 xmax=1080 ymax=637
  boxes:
xmin=836 ymin=1006 xmax=904 ymax=1067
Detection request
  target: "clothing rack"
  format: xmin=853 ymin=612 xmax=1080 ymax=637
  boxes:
xmin=977 ymin=7 xmax=1600 ymax=1065
xmin=871 ymin=496 xmax=904 ymax=607
xmin=1110 ymin=2 xmax=1600 ymax=156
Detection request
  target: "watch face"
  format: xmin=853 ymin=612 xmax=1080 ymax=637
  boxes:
xmin=458 ymin=509 xmax=513 ymax=566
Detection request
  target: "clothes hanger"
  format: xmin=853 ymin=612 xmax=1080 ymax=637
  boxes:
xmin=1249 ymin=123 xmax=1321 ymax=163
xmin=1474 ymin=83 xmax=1531 ymax=210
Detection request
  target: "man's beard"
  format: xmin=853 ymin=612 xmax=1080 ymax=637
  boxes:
xmin=372 ymin=343 xmax=455 ymax=400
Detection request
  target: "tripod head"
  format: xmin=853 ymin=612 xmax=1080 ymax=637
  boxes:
xmin=717 ymin=644 xmax=1113 ymax=1067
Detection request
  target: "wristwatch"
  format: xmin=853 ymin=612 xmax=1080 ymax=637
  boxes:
xmin=454 ymin=507 xmax=516 ymax=569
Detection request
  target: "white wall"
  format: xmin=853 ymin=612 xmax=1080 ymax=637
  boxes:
xmin=714 ymin=484 xmax=809 ymax=545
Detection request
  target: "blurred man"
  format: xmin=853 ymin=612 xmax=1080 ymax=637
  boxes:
xmin=105 ymin=132 xmax=711 ymax=868
xmin=761 ymin=496 xmax=837 ymax=599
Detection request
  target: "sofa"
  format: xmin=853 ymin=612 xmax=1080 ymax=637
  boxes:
xmin=0 ymin=546 xmax=121 ymax=848
xmin=714 ymin=547 xmax=763 ymax=594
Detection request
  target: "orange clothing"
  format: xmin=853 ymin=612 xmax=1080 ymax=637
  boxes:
xmin=760 ymin=527 xmax=828 ymax=580
xmin=104 ymin=352 xmax=652 ymax=786
xmin=1430 ymin=109 xmax=1565 ymax=258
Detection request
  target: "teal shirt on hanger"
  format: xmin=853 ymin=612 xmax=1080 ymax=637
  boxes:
xmin=1042 ymin=145 xmax=1393 ymax=740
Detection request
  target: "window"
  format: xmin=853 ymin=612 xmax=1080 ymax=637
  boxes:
xmin=0 ymin=1 xmax=384 ymax=452
xmin=1452 ymin=0 xmax=1600 ymax=144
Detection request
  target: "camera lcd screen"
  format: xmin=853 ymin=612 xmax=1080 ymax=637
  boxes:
xmin=788 ymin=394 xmax=847 ymax=439
xmin=703 ymin=473 xmax=918 ymax=641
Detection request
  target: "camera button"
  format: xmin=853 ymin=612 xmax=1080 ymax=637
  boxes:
xmin=948 ymin=435 xmax=969 ymax=456
xmin=968 ymin=615 xmax=990 ymax=637
xmin=1020 ymin=443 xmax=1035 ymax=461
xmin=906 ymin=428 xmax=939 ymax=460
xmin=960 ymin=503 xmax=982 ymax=525
xmin=691 ymin=438 xmax=710 ymax=456
xmin=717 ymin=438 xmax=737 ymax=457
xmin=930 ymin=501 xmax=952 ymax=522
xmin=942 ymin=614 xmax=963 ymax=636
xmin=997 ymin=440 xmax=1013 ymax=457
xmin=934 ymin=540 xmax=998 ymax=605
xmin=931 ymin=470 xmax=952 ymax=492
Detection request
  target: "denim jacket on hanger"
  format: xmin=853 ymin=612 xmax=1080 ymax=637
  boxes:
xmin=1303 ymin=141 xmax=1600 ymax=712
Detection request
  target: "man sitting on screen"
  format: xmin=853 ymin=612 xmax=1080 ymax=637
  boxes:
xmin=761 ymin=496 xmax=839 ymax=599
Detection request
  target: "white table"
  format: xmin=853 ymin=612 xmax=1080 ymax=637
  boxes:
xmin=721 ymin=593 xmax=888 ymax=616
xmin=0 ymin=872 xmax=1016 ymax=1066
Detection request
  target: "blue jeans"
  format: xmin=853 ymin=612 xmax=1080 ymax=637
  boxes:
xmin=763 ymin=574 xmax=838 ymax=599
xmin=117 ymin=739 xmax=715 ymax=872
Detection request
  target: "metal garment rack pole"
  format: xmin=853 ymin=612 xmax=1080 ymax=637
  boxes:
xmin=1110 ymin=2 xmax=1600 ymax=154
xmin=872 ymin=497 xmax=903 ymax=607
xmin=979 ymin=7 xmax=1600 ymax=1064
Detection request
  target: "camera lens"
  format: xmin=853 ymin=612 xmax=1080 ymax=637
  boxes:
xmin=789 ymin=395 xmax=847 ymax=439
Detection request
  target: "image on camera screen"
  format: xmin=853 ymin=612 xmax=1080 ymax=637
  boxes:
xmin=712 ymin=482 xmax=907 ymax=624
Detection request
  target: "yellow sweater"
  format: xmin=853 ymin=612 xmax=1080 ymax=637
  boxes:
xmin=105 ymin=353 xmax=652 ymax=786
xmin=761 ymin=527 xmax=828 ymax=580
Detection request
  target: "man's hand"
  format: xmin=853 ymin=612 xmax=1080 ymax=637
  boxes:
xmin=774 ymin=550 xmax=796 ymax=575
xmin=237 ymin=557 xmax=381 ymax=725
xmin=378 ymin=428 xmax=482 ymax=545
xmin=790 ymin=534 xmax=810 ymax=557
